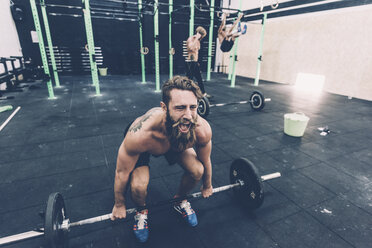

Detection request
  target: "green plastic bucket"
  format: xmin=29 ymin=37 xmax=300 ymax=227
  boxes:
xmin=284 ymin=112 xmax=310 ymax=137
xmin=0 ymin=105 xmax=13 ymax=113
xmin=98 ymin=67 xmax=108 ymax=76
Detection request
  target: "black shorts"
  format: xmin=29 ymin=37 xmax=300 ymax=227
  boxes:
xmin=220 ymin=38 xmax=234 ymax=52
xmin=124 ymin=122 xmax=180 ymax=168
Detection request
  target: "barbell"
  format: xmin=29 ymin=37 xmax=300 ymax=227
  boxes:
xmin=0 ymin=157 xmax=280 ymax=248
xmin=197 ymin=90 xmax=271 ymax=118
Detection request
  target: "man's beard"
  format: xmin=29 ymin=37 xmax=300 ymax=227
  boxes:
xmin=165 ymin=111 xmax=197 ymax=152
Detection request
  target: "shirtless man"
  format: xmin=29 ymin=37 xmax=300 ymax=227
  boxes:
xmin=111 ymin=76 xmax=213 ymax=242
xmin=218 ymin=13 xmax=246 ymax=53
xmin=185 ymin=26 xmax=211 ymax=98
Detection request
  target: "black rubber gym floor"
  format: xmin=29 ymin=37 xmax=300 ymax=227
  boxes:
xmin=0 ymin=73 xmax=371 ymax=248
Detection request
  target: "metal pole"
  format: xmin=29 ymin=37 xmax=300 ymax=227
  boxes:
xmin=82 ymin=0 xmax=101 ymax=96
xmin=169 ymin=0 xmax=173 ymax=79
xmin=154 ymin=0 xmax=160 ymax=92
xmin=29 ymin=0 xmax=55 ymax=99
xmin=189 ymin=0 xmax=194 ymax=37
xmin=254 ymin=13 xmax=267 ymax=86
xmin=230 ymin=0 xmax=242 ymax=87
xmin=40 ymin=0 xmax=60 ymax=88
xmin=206 ymin=0 xmax=215 ymax=81
xmin=229 ymin=45 xmax=238 ymax=87
xmin=228 ymin=52 xmax=233 ymax=79
xmin=138 ymin=0 xmax=146 ymax=83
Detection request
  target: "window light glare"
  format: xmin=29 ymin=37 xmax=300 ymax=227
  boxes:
xmin=295 ymin=73 xmax=325 ymax=92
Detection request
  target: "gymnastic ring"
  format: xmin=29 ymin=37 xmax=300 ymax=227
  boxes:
xmin=140 ymin=47 xmax=149 ymax=55
xmin=84 ymin=44 xmax=89 ymax=52
xmin=169 ymin=48 xmax=175 ymax=55
xmin=271 ymin=0 xmax=279 ymax=9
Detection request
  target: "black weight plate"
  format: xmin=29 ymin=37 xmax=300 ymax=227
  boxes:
xmin=197 ymin=96 xmax=210 ymax=118
xmin=249 ymin=91 xmax=265 ymax=111
xmin=230 ymin=158 xmax=264 ymax=210
xmin=45 ymin=192 xmax=68 ymax=248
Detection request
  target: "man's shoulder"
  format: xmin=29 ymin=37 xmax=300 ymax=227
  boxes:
xmin=124 ymin=125 xmax=163 ymax=155
xmin=187 ymin=35 xmax=197 ymax=41
xmin=124 ymin=109 xmax=167 ymax=154
xmin=195 ymin=117 xmax=212 ymax=145
xmin=126 ymin=108 xmax=164 ymax=140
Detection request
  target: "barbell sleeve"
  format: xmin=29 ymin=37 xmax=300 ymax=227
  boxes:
xmin=0 ymin=230 xmax=44 ymax=246
xmin=261 ymin=172 xmax=281 ymax=181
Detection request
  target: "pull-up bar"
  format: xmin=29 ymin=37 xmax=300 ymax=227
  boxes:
xmin=90 ymin=0 xmax=244 ymax=15
xmin=242 ymin=0 xmax=346 ymax=22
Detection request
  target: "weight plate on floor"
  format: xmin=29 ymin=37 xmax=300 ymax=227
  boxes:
xmin=250 ymin=91 xmax=265 ymax=111
xmin=197 ymin=96 xmax=210 ymax=118
xmin=230 ymin=158 xmax=264 ymax=210
xmin=45 ymin=192 xmax=68 ymax=248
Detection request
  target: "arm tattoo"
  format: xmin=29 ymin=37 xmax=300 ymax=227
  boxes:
xmin=128 ymin=112 xmax=152 ymax=133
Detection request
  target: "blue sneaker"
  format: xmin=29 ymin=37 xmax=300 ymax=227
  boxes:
xmin=133 ymin=210 xmax=149 ymax=242
xmin=241 ymin=24 xmax=247 ymax=35
xmin=174 ymin=200 xmax=198 ymax=227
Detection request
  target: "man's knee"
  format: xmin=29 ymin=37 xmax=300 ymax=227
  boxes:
xmin=131 ymin=178 xmax=149 ymax=197
xmin=130 ymin=169 xmax=149 ymax=196
xmin=189 ymin=162 xmax=204 ymax=181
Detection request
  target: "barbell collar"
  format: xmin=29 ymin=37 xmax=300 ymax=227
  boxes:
xmin=61 ymin=219 xmax=71 ymax=231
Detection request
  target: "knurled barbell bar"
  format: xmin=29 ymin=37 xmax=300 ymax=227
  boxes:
xmin=197 ymin=90 xmax=271 ymax=118
xmin=0 ymin=157 xmax=280 ymax=248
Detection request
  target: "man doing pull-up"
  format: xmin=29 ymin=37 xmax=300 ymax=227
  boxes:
xmin=218 ymin=13 xmax=247 ymax=53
